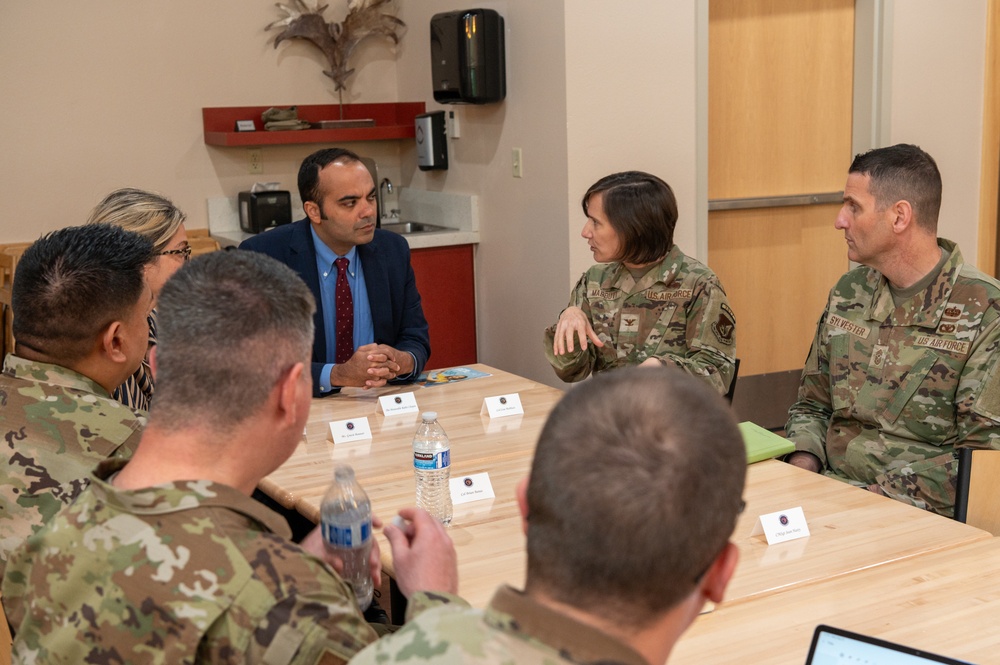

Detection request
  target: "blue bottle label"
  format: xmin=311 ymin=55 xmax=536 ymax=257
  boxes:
xmin=413 ymin=449 xmax=450 ymax=470
xmin=322 ymin=518 xmax=372 ymax=549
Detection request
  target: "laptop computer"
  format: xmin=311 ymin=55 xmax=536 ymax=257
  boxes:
xmin=805 ymin=625 xmax=975 ymax=665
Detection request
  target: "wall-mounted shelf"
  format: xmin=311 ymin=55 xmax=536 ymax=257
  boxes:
xmin=202 ymin=102 xmax=426 ymax=146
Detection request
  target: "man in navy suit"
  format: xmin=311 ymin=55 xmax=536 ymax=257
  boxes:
xmin=241 ymin=148 xmax=430 ymax=397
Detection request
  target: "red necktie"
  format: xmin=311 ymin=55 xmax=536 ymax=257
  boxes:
xmin=334 ymin=257 xmax=354 ymax=364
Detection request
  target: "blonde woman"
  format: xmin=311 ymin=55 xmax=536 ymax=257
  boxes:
xmin=87 ymin=188 xmax=190 ymax=410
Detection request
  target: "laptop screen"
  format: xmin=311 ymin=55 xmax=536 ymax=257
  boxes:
xmin=805 ymin=625 xmax=975 ymax=665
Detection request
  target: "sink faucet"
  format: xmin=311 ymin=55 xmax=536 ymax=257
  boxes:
xmin=379 ymin=178 xmax=393 ymax=218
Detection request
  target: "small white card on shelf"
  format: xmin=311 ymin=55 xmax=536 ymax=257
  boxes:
xmin=235 ymin=119 xmax=256 ymax=131
xmin=329 ymin=417 xmax=373 ymax=444
xmin=751 ymin=506 xmax=810 ymax=545
xmin=449 ymin=472 xmax=496 ymax=505
xmin=481 ymin=393 xmax=524 ymax=418
xmin=377 ymin=392 xmax=419 ymax=416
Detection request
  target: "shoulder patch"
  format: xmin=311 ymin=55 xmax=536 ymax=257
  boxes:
xmin=712 ymin=303 xmax=736 ymax=346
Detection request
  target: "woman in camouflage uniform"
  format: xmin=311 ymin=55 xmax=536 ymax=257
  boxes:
xmin=544 ymin=171 xmax=737 ymax=394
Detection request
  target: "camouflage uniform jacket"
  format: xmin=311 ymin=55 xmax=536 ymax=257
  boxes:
xmin=786 ymin=240 xmax=1000 ymax=516
xmin=0 ymin=354 xmax=145 ymax=578
xmin=543 ymin=244 xmax=737 ymax=394
xmin=1 ymin=458 xmax=378 ymax=665
xmin=352 ymin=585 xmax=647 ymax=665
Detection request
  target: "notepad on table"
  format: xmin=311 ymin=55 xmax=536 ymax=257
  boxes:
xmin=739 ymin=421 xmax=795 ymax=464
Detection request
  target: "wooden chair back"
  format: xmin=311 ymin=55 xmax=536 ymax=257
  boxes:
xmin=954 ymin=448 xmax=1000 ymax=535
xmin=187 ymin=228 xmax=220 ymax=256
xmin=0 ymin=252 xmax=15 ymax=360
xmin=0 ymin=591 xmax=11 ymax=665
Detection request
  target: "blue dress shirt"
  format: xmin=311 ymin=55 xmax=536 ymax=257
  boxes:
xmin=311 ymin=228 xmax=375 ymax=392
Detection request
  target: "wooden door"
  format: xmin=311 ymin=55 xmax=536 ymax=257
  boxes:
xmin=708 ymin=0 xmax=855 ymax=423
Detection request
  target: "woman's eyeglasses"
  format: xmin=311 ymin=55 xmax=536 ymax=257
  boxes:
xmin=158 ymin=245 xmax=192 ymax=261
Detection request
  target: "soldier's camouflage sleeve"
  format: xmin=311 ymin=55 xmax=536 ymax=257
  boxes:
xmin=785 ymin=306 xmax=835 ymax=465
xmin=1 ymin=471 xmax=378 ymax=665
xmin=404 ymin=590 xmax=470 ymax=623
xmin=662 ymin=275 xmax=736 ymax=395
xmin=543 ymin=272 xmax=601 ymax=382
xmin=0 ymin=356 xmax=146 ymax=578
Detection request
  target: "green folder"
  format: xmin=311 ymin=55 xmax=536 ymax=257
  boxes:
xmin=739 ymin=421 xmax=795 ymax=464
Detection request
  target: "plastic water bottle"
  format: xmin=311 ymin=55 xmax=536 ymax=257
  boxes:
xmin=320 ymin=465 xmax=373 ymax=610
xmin=413 ymin=411 xmax=453 ymax=525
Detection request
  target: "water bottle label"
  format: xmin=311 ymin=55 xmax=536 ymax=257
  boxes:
xmin=321 ymin=519 xmax=372 ymax=549
xmin=413 ymin=449 xmax=450 ymax=470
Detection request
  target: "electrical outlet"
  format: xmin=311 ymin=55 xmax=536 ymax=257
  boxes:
xmin=512 ymin=147 xmax=523 ymax=178
xmin=248 ymin=148 xmax=263 ymax=174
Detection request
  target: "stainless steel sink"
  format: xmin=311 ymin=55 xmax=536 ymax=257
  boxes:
xmin=380 ymin=221 xmax=455 ymax=235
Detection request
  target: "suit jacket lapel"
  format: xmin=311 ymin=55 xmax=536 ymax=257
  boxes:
xmin=289 ymin=220 xmax=327 ymax=362
xmin=359 ymin=235 xmax=390 ymax=342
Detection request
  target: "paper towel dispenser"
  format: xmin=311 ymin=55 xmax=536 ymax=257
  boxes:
xmin=415 ymin=111 xmax=448 ymax=171
xmin=430 ymin=9 xmax=506 ymax=104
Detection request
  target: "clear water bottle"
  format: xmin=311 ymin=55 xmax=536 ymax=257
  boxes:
xmin=413 ymin=411 xmax=453 ymax=525
xmin=320 ymin=465 xmax=373 ymax=610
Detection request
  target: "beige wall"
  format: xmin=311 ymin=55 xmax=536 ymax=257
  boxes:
xmin=0 ymin=0 xmax=992 ymax=386
xmin=565 ymin=1 xmax=701 ymax=286
xmin=0 ymin=2 xmax=405 ymax=237
xmin=884 ymin=0 xmax=988 ymax=264
xmin=394 ymin=1 xmax=571 ymax=386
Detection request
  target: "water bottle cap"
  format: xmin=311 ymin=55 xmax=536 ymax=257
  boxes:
xmin=421 ymin=411 xmax=438 ymax=422
xmin=333 ymin=465 xmax=356 ymax=481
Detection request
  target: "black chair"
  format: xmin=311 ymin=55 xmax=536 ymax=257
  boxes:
xmin=724 ymin=358 xmax=741 ymax=404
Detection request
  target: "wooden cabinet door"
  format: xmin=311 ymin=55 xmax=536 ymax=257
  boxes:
xmin=410 ymin=245 xmax=477 ymax=370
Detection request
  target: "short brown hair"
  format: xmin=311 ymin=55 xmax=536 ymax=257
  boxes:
xmin=582 ymin=171 xmax=678 ymax=265
xmin=524 ymin=365 xmax=746 ymax=625
xmin=849 ymin=144 xmax=942 ymax=231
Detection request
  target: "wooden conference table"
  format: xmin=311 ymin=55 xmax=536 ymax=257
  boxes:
xmin=673 ymin=536 xmax=1000 ymax=665
xmin=261 ymin=363 xmax=990 ymax=613
xmin=260 ymin=364 xmax=562 ymax=607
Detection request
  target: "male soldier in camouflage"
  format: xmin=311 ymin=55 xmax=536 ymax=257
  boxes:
xmin=0 ymin=224 xmax=154 ymax=577
xmin=786 ymin=144 xmax=1000 ymax=516
xmin=355 ymin=366 xmax=747 ymax=665
xmin=544 ymin=171 xmax=736 ymax=395
xmin=2 ymin=251 xmax=457 ymax=664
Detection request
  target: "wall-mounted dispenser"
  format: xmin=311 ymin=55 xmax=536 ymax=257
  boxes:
xmin=430 ymin=9 xmax=506 ymax=104
xmin=415 ymin=111 xmax=448 ymax=170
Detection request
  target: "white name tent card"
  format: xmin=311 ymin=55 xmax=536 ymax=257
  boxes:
xmin=751 ymin=506 xmax=810 ymax=545
xmin=377 ymin=392 xmax=419 ymax=416
xmin=449 ymin=472 xmax=496 ymax=505
xmin=328 ymin=417 xmax=373 ymax=444
xmin=481 ymin=393 xmax=524 ymax=419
